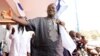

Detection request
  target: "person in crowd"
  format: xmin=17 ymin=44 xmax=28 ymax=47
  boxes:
xmin=80 ymin=35 xmax=87 ymax=49
xmin=69 ymin=30 xmax=80 ymax=56
xmin=69 ymin=30 xmax=76 ymax=42
xmin=8 ymin=24 xmax=33 ymax=56
xmin=8 ymin=27 xmax=15 ymax=56
xmin=86 ymin=38 xmax=100 ymax=56
xmin=1 ymin=3 xmax=65 ymax=56
xmin=0 ymin=42 xmax=2 ymax=56
xmin=76 ymin=32 xmax=82 ymax=41
xmin=3 ymin=24 xmax=12 ymax=56
xmin=0 ymin=25 xmax=7 ymax=56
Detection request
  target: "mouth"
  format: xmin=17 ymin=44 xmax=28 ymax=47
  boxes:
xmin=49 ymin=10 xmax=55 ymax=13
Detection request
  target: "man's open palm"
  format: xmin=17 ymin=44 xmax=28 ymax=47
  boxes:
xmin=1 ymin=9 xmax=12 ymax=19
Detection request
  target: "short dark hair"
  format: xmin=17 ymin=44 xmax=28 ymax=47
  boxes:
xmin=11 ymin=27 xmax=15 ymax=34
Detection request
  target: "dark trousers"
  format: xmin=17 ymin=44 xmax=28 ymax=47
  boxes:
xmin=6 ymin=53 xmax=9 ymax=56
xmin=63 ymin=48 xmax=71 ymax=56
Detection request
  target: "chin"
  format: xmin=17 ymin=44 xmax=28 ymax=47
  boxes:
xmin=50 ymin=15 xmax=55 ymax=17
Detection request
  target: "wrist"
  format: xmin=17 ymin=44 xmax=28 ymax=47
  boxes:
xmin=12 ymin=16 xmax=19 ymax=20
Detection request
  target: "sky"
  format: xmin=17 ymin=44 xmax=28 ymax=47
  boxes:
xmin=76 ymin=0 xmax=100 ymax=31
xmin=60 ymin=0 xmax=100 ymax=31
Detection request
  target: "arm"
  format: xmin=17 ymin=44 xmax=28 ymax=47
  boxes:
xmin=2 ymin=30 xmax=8 ymax=54
xmin=1 ymin=10 xmax=36 ymax=31
xmin=1 ymin=9 xmax=28 ymax=25
xmin=12 ymin=16 xmax=28 ymax=25
xmin=26 ymin=32 xmax=33 ymax=56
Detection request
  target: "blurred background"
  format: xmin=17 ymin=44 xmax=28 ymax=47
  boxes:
xmin=0 ymin=0 xmax=100 ymax=42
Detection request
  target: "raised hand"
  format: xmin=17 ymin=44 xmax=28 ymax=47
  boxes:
xmin=1 ymin=9 xmax=12 ymax=19
xmin=56 ymin=19 xmax=65 ymax=26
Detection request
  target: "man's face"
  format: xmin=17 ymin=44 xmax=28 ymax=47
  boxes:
xmin=6 ymin=24 xmax=11 ymax=30
xmin=76 ymin=32 xmax=81 ymax=38
xmin=69 ymin=31 xmax=76 ymax=38
xmin=47 ymin=3 xmax=56 ymax=17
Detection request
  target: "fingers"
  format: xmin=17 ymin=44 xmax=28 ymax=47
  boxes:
xmin=1 ymin=10 xmax=6 ymax=18
xmin=56 ymin=19 xmax=65 ymax=26
xmin=60 ymin=21 xmax=65 ymax=26
xmin=0 ymin=9 xmax=13 ymax=19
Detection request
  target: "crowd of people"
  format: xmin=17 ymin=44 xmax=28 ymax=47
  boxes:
xmin=0 ymin=3 xmax=100 ymax=56
xmin=69 ymin=30 xmax=87 ymax=56
xmin=69 ymin=30 xmax=100 ymax=56
xmin=0 ymin=23 xmax=34 ymax=56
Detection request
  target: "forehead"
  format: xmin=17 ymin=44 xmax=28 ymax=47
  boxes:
xmin=48 ymin=3 xmax=55 ymax=8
